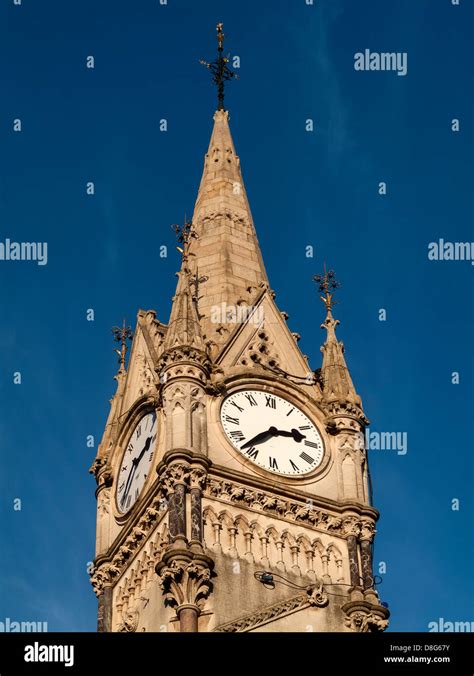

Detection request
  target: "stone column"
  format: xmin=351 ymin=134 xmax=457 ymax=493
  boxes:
xmin=97 ymin=585 xmax=113 ymax=632
xmin=360 ymin=539 xmax=373 ymax=590
xmin=347 ymin=535 xmax=361 ymax=588
xmin=189 ymin=468 xmax=207 ymax=550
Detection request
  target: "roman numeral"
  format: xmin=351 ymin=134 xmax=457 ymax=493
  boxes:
xmin=245 ymin=447 xmax=259 ymax=459
xmin=265 ymin=395 xmax=276 ymax=409
xmin=152 ymin=433 xmax=157 ymax=443
xmin=268 ymin=457 xmax=278 ymax=470
xmin=126 ymin=495 xmax=131 ymax=508
xmin=135 ymin=488 xmax=139 ymax=499
xmin=149 ymin=452 xmax=154 ymax=460
xmin=286 ymin=407 xmax=295 ymax=416
xmin=230 ymin=401 xmax=244 ymax=413
xmin=118 ymin=482 xmax=125 ymax=491
xmin=245 ymin=393 xmax=258 ymax=406
xmin=304 ymin=440 xmax=319 ymax=449
xmin=289 ymin=460 xmax=299 ymax=472
xmin=121 ymin=465 xmax=128 ymax=472
xmin=225 ymin=415 xmax=239 ymax=425
xmin=299 ymin=451 xmax=314 ymax=464
xmin=127 ymin=443 xmax=134 ymax=454
xmin=299 ymin=425 xmax=311 ymax=430
xmin=136 ymin=424 xmax=142 ymax=438
xmin=230 ymin=430 xmax=245 ymax=442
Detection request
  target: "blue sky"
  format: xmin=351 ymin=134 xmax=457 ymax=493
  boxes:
xmin=0 ymin=0 xmax=472 ymax=632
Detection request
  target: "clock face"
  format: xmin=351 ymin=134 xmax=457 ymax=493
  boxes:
xmin=116 ymin=411 xmax=158 ymax=514
xmin=220 ymin=390 xmax=324 ymax=477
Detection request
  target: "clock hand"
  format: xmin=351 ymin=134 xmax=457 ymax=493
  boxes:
xmin=121 ymin=461 xmax=137 ymax=507
xmin=135 ymin=436 xmax=153 ymax=466
xmin=272 ymin=428 xmax=306 ymax=443
xmin=241 ymin=427 xmax=278 ymax=449
xmin=121 ymin=436 xmax=153 ymax=508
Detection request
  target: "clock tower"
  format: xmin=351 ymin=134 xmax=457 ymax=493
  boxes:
xmin=89 ymin=25 xmax=389 ymax=634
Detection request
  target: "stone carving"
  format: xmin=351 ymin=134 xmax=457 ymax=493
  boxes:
xmin=97 ymin=489 xmax=110 ymax=515
xmin=239 ymin=329 xmax=279 ymax=369
xmin=117 ymin=611 xmax=139 ymax=633
xmin=345 ymin=611 xmax=388 ymax=633
xmin=204 ymin=478 xmax=366 ymax=538
xmin=157 ymin=559 xmax=214 ymax=609
xmin=214 ymin=583 xmax=328 ymax=633
xmin=136 ymin=351 xmax=155 ymax=396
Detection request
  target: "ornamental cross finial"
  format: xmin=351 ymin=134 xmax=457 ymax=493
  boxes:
xmin=313 ymin=265 xmax=341 ymax=312
xmin=111 ymin=319 xmax=133 ymax=371
xmin=200 ymin=23 xmax=238 ymax=111
xmin=171 ymin=217 xmax=198 ymax=265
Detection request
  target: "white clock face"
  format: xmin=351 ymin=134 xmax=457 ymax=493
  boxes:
xmin=116 ymin=411 xmax=158 ymax=514
xmin=220 ymin=390 xmax=324 ymax=477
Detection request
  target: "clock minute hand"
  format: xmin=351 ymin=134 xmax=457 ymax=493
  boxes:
xmin=121 ymin=461 xmax=137 ymax=506
xmin=135 ymin=436 xmax=153 ymax=466
xmin=241 ymin=427 xmax=278 ymax=450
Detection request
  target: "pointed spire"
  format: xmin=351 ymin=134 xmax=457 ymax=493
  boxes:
xmin=314 ymin=269 xmax=358 ymax=403
xmin=164 ymin=223 xmax=206 ymax=351
xmin=183 ymin=110 xmax=269 ymax=347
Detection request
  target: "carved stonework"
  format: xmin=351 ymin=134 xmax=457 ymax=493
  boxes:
xmin=345 ymin=611 xmax=388 ymax=633
xmin=156 ymin=558 xmax=214 ymax=610
xmin=342 ymin=599 xmax=389 ymax=633
xmin=117 ymin=611 xmax=139 ymax=633
xmin=239 ymin=329 xmax=279 ymax=369
xmin=97 ymin=489 xmax=110 ymax=516
xmin=136 ymin=351 xmax=155 ymax=396
xmin=214 ymin=582 xmax=328 ymax=633
xmin=205 ymin=477 xmax=368 ymax=537
xmin=90 ymin=490 xmax=169 ymax=594
xmin=324 ymin=401 xmax=369 ymax=426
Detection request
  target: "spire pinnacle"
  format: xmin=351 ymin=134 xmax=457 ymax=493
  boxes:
xmin=163 ymin=224 xmax=206 ymax=351
xmin=111 ymin=320 xmax=133 ymax=375
xmin=200 ymin=23 xmax=238 ymax=111
xmin=314 ymin=269 xmax=358 ymax=403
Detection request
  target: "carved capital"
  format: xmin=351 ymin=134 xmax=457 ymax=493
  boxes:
xmin=360 ymin=520 xmax=376 ymax=542
xmin=342 ymin=516 xmax=361 ymax=537
xmin=156 ymin=554 xmax=215 ymax=610
xmin=342 ymin=600 xmax=389 ymax=633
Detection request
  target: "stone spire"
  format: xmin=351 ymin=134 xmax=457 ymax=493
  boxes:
xmin=184 ymin=109 xmax=269 ymax=347
xmin=314 ymin=269 xmax=359 ymax=405
xmin=163 ymin=258 xmax=206 ymax=352
xmin=320 ymin=309 xmax=358 ymax=403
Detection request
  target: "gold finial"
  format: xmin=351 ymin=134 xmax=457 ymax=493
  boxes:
xmin=111 ymin=319 xmax=133 ymax=372
xmin=216 ymin=22 xmax=224 ymax=49
xmin=313 ymin=264 xmax=341 ymax=313
xmin=200 ymin=22 xmax=238 ymax=111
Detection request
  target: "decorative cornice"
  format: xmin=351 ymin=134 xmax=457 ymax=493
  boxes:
xmin=204 ymin=476 xmax=376 ymax=539
xmin=214 ymin=582 xmax=328 ymax=632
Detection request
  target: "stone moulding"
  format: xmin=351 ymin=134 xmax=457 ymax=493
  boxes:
xmin=213 ymin=582 xmax=328 ymax=632
xmin=204 ymin=476 xmax=376 ymax=539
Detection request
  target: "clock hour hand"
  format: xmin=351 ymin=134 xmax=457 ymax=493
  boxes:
xmin=241 ymin=427 xmax=279 ymax=449
xmin=273 ymin=428 xmax=306 ymax=443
